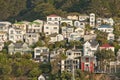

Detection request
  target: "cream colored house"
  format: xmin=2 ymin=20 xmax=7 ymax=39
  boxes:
xmin=60 ymin=18 xmax=73 ymax=26
xmin=89 ymin=13 xmax=95 ymax=27
xmin=49 ymin=33 xmax=64 ymax=43
xmin=47 ymin=14 xmax=61 ymax=25
xmin=75 ymin=27 xmax=85 ymax=37
xmin=44 ymin=23 xmax=59 ymax=36
xmin=0 ymin=21 xmax=11 ymax=32
xmin=24 ymin=33 xmax=40 ymax=45
xmin=67 ymin=15 xmax=78 ymax=20
xmin=61 ymin=49 xmax=82 ymax=72
xmin=79 ymin=14 xmax=89 ymax=21
xmin=107 ymin=33 xmax=115 ymax=41
xmin=0 ymin=31 xmax=8 ymax=43
xmin=27 ymin=20 xmax=43 ymax=33
xmin=13 ymin=21 xmax=30 ymax=34
xmin=9 ymin=27 xmax=24 ymax=42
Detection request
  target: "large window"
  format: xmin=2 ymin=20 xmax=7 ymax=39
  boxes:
xmin=36 ymin=50 xmax=41 ymax=53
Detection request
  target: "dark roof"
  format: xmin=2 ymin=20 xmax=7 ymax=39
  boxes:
xmin=49 ymin=33 xmax=58 ymax=37
xmin=89 ymin=40 xmax=98 ymax=47
xmin=99 ymin=24 xmax=112 ymax=28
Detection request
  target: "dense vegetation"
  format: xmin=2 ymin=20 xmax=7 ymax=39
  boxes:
xmin=1 ymin=0 xmax=120 ymax=22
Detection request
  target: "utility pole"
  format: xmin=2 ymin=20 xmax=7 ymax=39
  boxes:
xmin=72 ymin=61 xmax=75 ymax=80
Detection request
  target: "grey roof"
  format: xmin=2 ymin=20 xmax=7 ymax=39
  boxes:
xmin=89 ymin=40 xmax=98 ymax=47
xmin=14 ymin=43 xmax=23 ymax=48
xmin=98 ymin=24 xmax=112 ymax=28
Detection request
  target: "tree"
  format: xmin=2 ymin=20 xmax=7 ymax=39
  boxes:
xmin=61 ymin=71 xmax=72 ymax=80
xmin=95 ymin=49 xmax=115 ymax=72
xmin=28 ymin=68 xmax=41 ymax=78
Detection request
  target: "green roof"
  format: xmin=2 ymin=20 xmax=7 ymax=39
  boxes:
xmin=29 ymin=21 xmax=41 ymax=25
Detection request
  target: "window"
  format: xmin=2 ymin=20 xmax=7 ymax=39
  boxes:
xmin=86 ymin=58 xmax=89 ymax=62
xmin=68 ymin=53 xmax=71 ymax=55
xmin=54 ymin=27 xmax=57 ymax=29
xmin=36 ymin=50 xmax=41 ymax=53
xmin=46 ymin=32 xmax=49 ymax=34
xmin=46 ymin=27 xmax=49 ymax=29
xmin=48 ymin=18 xmax=52 ymax=21
xmin=55 ymin=18 xmax=58 ymax=20
xmin=10 ymin=30 xmax=14 ymax=34
xmin=43 ymin=49 xmax=48 ymax=53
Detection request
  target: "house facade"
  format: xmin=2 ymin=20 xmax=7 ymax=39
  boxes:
xmin=61 ymin=49 xmax=82 ymax=72
xmin=34 ymin=47 xmax=49 ymax=62
xmin=89 ymin=13 xmax=95 ymax=27
xmin=97 ymin=24 xmax=114 ymax=33
xmin=44 ymin=23 xmax=59 ymax=36
xmin=47 ymin=14 xmax=61 ymax=25
xmin=8 ymin=42 xmax=31 ymax=55
xmin=0 ymin=21 xmax=11 ymax=32
xmin=61 ymin=26 xmax=74 ymax=38
xmin=9 ymin=28 xmax=24 ymax=42
xmin=60 ymin=18 xmax=73 ymax=26
xmin=49 ymin=33 xmax=64 ymax=43
xmin=27 ymin=20 xmax=43 ymax=33
xmin=81 ymin=56 xmax=96 ymax=72
xmin=83 ymin=40 xmax=99 ymax=56
xmin=24 ymin=33 xmax=40 ymax=45
xmin=99 ymin=44 xmax=115 ymax=52
xmin=0 ymin=31 xmax=8 ymax=43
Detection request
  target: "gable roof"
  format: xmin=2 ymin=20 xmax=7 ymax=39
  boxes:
xmin=89 ymin=40 xmax=98 ymax=47
xmin=14 ymin=43 xmax=23 ymax=48
xmin=100 ymin=43 xmax=113 ymax=47
xmin=47 ymin=14 xmax=60 ymax=17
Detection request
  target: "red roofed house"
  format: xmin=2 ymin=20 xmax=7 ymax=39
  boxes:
xmin=99 ymin=43 xmax=114 ymax=52
xmin=47 ymin=14 xmax=62 ymax=25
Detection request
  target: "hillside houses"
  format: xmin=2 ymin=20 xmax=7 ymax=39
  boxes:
xmin=0 ymin=13 xmax=119 ymax=74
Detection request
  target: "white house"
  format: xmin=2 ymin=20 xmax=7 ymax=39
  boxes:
xmin=61 ymin=49 xmax=82 ymax=72
xmin=24 ymin=33 xmax=40 ymax=45
xmin=102 ymin=18 xmax=114 ymax=26
xmin=83 ymin=40 xmax=99 ymax=56
xmin=49 ymin=33 xmax=64 ymax=43
xmin=75 ymin=27 xmax=85 ymax=37
xmin=38 ymin=75 xmax=46 ymax=80
xmin=99 ymin=44 xmax=115 ymax=52
xmin=47 ymin=14 xmax=61 ymax=25
xmin=84 ymin=34 xmax=97 ymax=41
xmin=96 ymin=18 xmax=102 ymax=26
xmin=67 ymin=15 xmax=78 ymax=20
xmin=107 ymin=33 xmax=115 ymax=41
xmin=79 ymin=14 xmax=89 ymax=21
xmin=97 ymin=24 xmax=114 ymax=33
xmin=61 ymin=26 xmax=74 ymax=38
xmin=9 ymin=27 xmax=24 ymax=42
xmin=44 ymin=23 xmax=59 ymax=36
xmin=34 ymin=47 xmax=49 ymax=62
xmin=89 ymin=13 xmax=95 ymax=27
xmin=27 ymin=20 xmax=43 ymax=33
xmin=13 ymin=21 xmax=30 ymax=34
xmin=68 ymin=32 xmax=81 ymax=41
xmin=0 ymin=21 xmax=11 ymax=32
xmin=74 ymin=21 xmax=85 ymax=28
xmin=60 ymin=18 xmax=73 ymax=26
xmin=0 ymin=31 xmax=8 ymax=43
